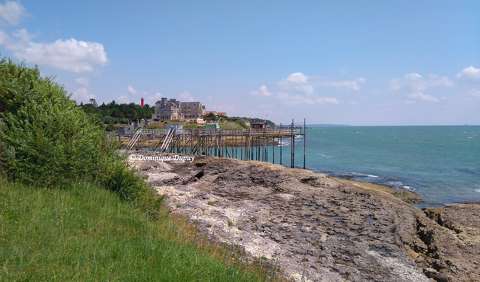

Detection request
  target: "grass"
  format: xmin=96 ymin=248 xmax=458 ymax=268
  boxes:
xmin=0 ymin=59 xmax=280 ymax=281
xmin=219 ymin=120 xmax=246 ymax=130
xmin=0 ymin=179 xmax=270 ymax=282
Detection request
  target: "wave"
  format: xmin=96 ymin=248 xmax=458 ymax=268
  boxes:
xmin=348 ymin=172 xmax=380 ymax=179
xmin=327 ymin=171 xmax=416 ymax=192
xmin=402 ymin=185 xmax=414 ymax=191
xmin=456 ymin=168 xmax=480 ymax=176
xmin=277 ymin=140 xmax=290 ymax=147
xmin=330 ymin=171 xmax=380 ymax=179
xmin=335 ymin=173 xmax=480 ymax=198
xmin=317 ymin=153 xmax=332 ymax=159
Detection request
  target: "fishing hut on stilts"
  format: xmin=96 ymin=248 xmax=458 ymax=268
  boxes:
xmin=121 ymin=119 xmax=307 ymax=169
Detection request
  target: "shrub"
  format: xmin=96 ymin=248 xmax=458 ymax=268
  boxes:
xmin=0 ymin=59 xmax=106 ymax=186
xmin=0 ymin=58 xmax=161 ymax=218
xmin=99 ymin=159 xmax=162 ymax=219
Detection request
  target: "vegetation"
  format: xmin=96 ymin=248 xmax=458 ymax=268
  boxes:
xmin=81 ymin=101 xmax=154 ymax=129
xmin=0 ymin=179 xmax=268 ymax=281
xmin=204 ymin=113 xmax=275 ymax=129
xmin=230 ymin=117 xmax=276 ymax=128
xmin=146 ymin=119 xmax=247 ymax=130
xmin=77 ymin=100 xmax=274 ymax=132
xmin=0 ymin=59 xmax=275 ymax=281
xmin=0 ymin=59 xmax=159 ymax=218
xmin=1 ymin=60 xmax=105 ymax=186
xmin=219 ymin=120 xmax=247 ymax=130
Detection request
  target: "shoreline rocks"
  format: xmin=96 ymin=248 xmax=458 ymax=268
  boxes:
xmin=130 ymin=155 xmax=479 ymax=282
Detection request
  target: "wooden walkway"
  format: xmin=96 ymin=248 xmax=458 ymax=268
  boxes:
xmin=120 ymin=120 xmax=307 ymax=168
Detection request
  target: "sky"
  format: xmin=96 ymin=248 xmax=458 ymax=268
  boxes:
xmin=0 ymin=0 xmax=479 ymax=125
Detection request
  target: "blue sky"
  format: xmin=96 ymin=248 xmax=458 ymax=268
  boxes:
xmin=0 ymin=1 xmax=479 ymax=125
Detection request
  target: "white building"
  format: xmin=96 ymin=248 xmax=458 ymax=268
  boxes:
xmin=152 ymin=98 xmax=205 ymax=121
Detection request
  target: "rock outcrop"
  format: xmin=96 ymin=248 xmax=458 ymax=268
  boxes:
xmin=130 ymin=155 xmax=480 ymax=282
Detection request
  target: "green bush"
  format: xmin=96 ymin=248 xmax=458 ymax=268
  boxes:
xmin=99 ymin=159 xmax=162 ymax=218
xmin=0 ymin=58 xmax=160 ymax=218
xmin=0 ymin=59 xmax=105 ymax=186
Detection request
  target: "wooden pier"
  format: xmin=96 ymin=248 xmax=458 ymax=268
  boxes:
xmin=121 ymin=119 xmax=307 ymax=169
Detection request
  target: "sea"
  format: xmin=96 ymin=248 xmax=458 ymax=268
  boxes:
xmin=288 ymin=125 xmax=480 ymax=207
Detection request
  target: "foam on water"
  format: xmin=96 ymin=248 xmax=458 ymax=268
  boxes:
xmin=402 ymin=185 xmax=415 ymax=191
xmin=317 ymin=153 xmax=332 ymax=159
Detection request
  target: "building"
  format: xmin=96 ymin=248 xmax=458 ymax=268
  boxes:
xmin=251 ymin=120 xmax=267 ymax=129
xmin=152 ymin=98 xmax=205 ymax=121
xmin=152 ymin=98 xmax=181 ymax=121
xmin=195 ymin=118 xmax=206 ymax=125
xmin=180 ymin=102 xmax=205 ymax=120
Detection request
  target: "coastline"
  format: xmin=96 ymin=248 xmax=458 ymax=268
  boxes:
xmin=332 ymin=177 xmax=423 ymax=205
xmin=129 ymin=154 xmax=480 ymax=281
xmin=328 ymin=172 xmax=480 ymax=208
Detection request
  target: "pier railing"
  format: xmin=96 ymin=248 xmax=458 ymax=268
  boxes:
xmin=120 ymin=121 xmax=307 ymax=169
xmin=124 ymin=127 xmax=304 ymax=137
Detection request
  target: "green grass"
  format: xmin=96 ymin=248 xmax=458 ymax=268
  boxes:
xmin=0 ymin=180 xmax=267 ymax=282
xmin=219 ymin=120 xmax=246 ymax=130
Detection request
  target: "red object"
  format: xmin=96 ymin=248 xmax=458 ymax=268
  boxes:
xmin=140 ymin=98 xmax=144 ymax=108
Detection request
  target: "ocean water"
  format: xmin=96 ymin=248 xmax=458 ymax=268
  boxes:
xmin=288 ymin=126 xmax=480 ymax=206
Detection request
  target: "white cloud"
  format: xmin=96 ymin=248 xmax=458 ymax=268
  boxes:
xmin=251 ymin=84 xmax=272 ymax=96
xmin=0 ymin=30 xmax=8 ymax=44
xmin=287 ymin=72 xmax=308 ymax=83
xmin=0 ymin=1 xmax=25 ymax=25
xmin=1 ymin=2 xmax=108 ymax=105
xmin=126 ymin=85 xmax=169 ymax=105
xmin=75 ymin=77 xmax=89 ymax=87
xmin=124 ymin=85 xmax=152 ymax=104
xmin=277 ymin=92 xmax=339 ymax=105
xmin=280 ymin=72 xmax=314 ymax=95
xmin=390 ymin=72 xmax=453 ymax=103
xmin=428 ymin=74 xmax=453 ymax=87
xmin=457 ymin=66 xmax=480 ymax=80
xmin=0 ymin=29 xmax=108 ymax=73
xmin=146 ymin=92 xmax=163 ymax=105
xmin=70 ymin=77 xmax=94 ymax=104
xmin=405 ymin=72 xmax=423 ymax=80
xmin=277 ymin=72 xmax=338 ymax=104
xmin=71 ymin=87 xmax=94 ymax=104
xmin=117 ymin=95 xmax=131 ymax=104
xmin=280 ymin=72 xmax=366 ymax=94
xmin=316 ymin=97 xmax=340 ymax=104
xmin=250 ymin=72 xmax=353 ymax=105
xmin=407 ymin=92 xmax=440 ymax=103
xmin=177 ymin=90 xmax=195 ymax=102
xmin=470 ymin=89 xmax=480 ymax=98
xmin=318 ymin=77 xmax=366 ymax=92
xmin=127 ymin=85 xmax=137 ymax=95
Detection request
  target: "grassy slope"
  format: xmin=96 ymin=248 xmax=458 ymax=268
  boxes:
xmin=0 ymin=180 xmax=264 ymax=282
xmin=219 ymin=120 xmax=246 ymax=130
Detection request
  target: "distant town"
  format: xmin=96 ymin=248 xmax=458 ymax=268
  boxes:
xmin=82 ymin=97 xmax=274 ymax=132
xmin=152 ymin=97 xmax=225 ymax=124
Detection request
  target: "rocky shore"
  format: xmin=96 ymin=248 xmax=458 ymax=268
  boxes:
xmin=129 ymin=154 xmax=480 ymax=282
